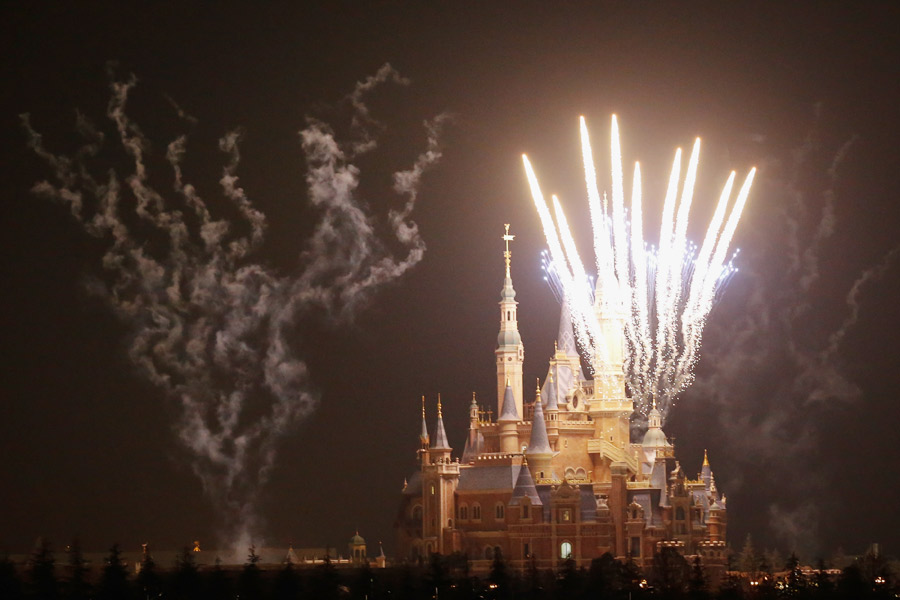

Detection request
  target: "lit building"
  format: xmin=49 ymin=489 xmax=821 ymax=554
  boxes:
xmin=396 ymin=225 xmax=727 ymax=573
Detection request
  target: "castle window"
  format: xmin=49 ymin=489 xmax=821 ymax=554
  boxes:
xmin=560 ymin=508 xmax=572 ymax=523
xmin=495 ymin=503 xmax=505 ymax=520
xmin=430 ymin=484 xmax=435 ymax=495
xmin=459 ymin=504 xmax=468 ymax=520
xmin=630 ymin=537 xmax=641 ymax=557
xmin=560 ymin=541 xmax=572 ymax=560
xmin=472 ymin=503 xmax=481 ymax=520
xmin=412 ymin=505 xmax=423 ymax=522
xmin=522 ymin=503 xmax=530 ymax=519
xmin=523 ymin=542 xmax=530 ymax=558
xmin=676 ymin=507 xmax=686 ymax=521
xmin=448 ymin=518 xmax=453 ymax=528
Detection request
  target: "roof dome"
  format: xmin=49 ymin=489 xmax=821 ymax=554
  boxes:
xmin=642 ymin=426 xmax=669 ymax=448
xmin=350 ymin=533 xmax=365 ymax=545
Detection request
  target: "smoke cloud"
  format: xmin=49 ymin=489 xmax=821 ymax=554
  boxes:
xmin=680 ymin=112 xmax=898 ymax=557
xmin=22 ymin=63 xmax=447 ymax=556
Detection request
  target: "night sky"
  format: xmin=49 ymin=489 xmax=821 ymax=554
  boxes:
xmin=1 ymin=3 xmax=899 ymax=560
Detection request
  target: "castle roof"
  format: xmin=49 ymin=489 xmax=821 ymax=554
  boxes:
xmin=525 ymin=397 xmax=552 ymax=456
xmin=431 ymin=396 xmax=451 ymax=450
xmin=457 ymin=464 xmax=522 ymax=491
xmin=509 ymin=461 xmax=542 ymax=506
xmin=498 ymin=383 xmax=519 ymax=422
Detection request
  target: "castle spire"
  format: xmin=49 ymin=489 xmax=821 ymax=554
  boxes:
xmin=431 ymin=394 xmax=451 ymax=451
xmin=496 ymin=224 xmax=524 ymax=421
xmin=419 ymin=395 xmax=429 ymax=448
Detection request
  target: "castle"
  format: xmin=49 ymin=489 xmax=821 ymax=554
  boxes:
xmin=396 ymin=225 xmax=728 ymax=573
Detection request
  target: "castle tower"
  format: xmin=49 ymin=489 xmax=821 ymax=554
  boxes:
xmin=498 ymin=380 xmax=521 ymax=454
xmin=421 ymin=395 xmax=460 ymax=554
xmin=525 ymin=382 xmax=553 ymax=481
xmin=496 ymin=224 xmax=524 ymax=420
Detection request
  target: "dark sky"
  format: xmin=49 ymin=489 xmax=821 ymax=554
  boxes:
xmin=1 ymin=2 xmax=899 ymax=561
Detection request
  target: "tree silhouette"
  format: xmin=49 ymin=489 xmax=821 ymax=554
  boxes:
xmin=238 ymin=545 xmax=264 ymax=600
xmin=0 ymin=554 xmax=23 ymax=600
xmin=135 ymin=546 xmax=161 ymax=600
xmin=169 ymin=547 xmax=200 ymax=600
xmin=64 ymin=540 xmax=90 ymax=600
xmin=203 ymin=558 xmax=232 ymax=600
xmin=29 ymin=538 xmax=58 ymax=600
xmin=97 ymin=544 xmax=131 ymax=600
xmin=688 ymin=556 xmax=709 ymax=600
xmin=653 ymin=547 xmax=690 ymax=599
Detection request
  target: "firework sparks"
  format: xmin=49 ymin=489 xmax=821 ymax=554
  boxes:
xmin=524 ymin=116 xmax=755 ymax=419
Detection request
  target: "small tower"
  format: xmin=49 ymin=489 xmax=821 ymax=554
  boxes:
xmin=526 ymin=381 xmax=553 ymax=481
xmin=349 ymin=532 xmax=366 ymax=565
xmin=496 ymin=224 xmax=525 ymax=421
xmin=431 ymin=395 xmax=452 ymax=461
xmin=498 ymin=380 xmax=521 ymax=454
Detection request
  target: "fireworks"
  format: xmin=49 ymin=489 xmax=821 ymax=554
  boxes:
xmin=524 ymin=116 xmax=755 ymax=419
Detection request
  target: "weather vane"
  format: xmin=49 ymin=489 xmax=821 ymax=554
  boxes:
xmin=502 ymin=223 xmax=515 ymax=276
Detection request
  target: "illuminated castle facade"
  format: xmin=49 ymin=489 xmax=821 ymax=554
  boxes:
xmin=396 ymin=226 xmax=728 ymax=572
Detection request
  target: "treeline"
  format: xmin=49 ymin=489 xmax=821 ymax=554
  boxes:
xmin=0 ymin=540 xmax=896 ymax=600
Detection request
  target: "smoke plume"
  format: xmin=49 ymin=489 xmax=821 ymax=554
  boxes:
xmin=22 ymin=63 xmax=447 ymax=555
xmin=680 ymin=112 xmax=898 ymax=557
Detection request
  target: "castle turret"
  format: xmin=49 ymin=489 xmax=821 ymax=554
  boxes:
xmin=701 ymin=449 xmax=712 ymax=490
xmin=526 ymin=382 xmax=553 ymax=481
xmin=496 ymin=224 xmax=524 ymax=421
xmin=498 ymin=380 xmax=521 ymax=453
xmin=419 ymin=396 xmax=430 ymax=449
xmin=431 ymin=395 xmax=452 ymax=460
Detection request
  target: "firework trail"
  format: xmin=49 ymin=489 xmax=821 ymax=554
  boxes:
xmin=524 ymin=116 xmax=755 ymax=419
xmin=22 ymin=63 xmax=447 ymax=554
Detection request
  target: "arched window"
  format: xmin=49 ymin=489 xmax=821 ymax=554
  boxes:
xmin=676 ymin=506 xmax=686 ymax=520
xmin=412 ymin=505 xmax=423 ymax=522
xmin=495 ymin=503 xmax=505 ymax=520
xmin=472 ymin=503 xmax=481 ymax=520
xmin=575 ymin=467 xmax=586 ymax=480
xmin=560 ymin=541 xmax=573 ymax=560
xmin=522 ymin=503 xmax=530 ymax=519
xmin=459 ymin=504 xmax=468 ymax=520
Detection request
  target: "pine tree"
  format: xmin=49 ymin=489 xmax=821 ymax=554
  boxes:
xmin=688 ymin=556 xmax=708 ymax=600
xmin=65 ymin=539 xmax=90 ymax=600
xmin=97 ymin=544 xmax=131 ymax=600
xmin=738 ymin=535 xmax=758 ymax=575
xmin=0 ymin=554 xmax=23 ymax=600
xmin=170 ymin=546 xmax=200 ymax=600
xmin=30 ymin=538 xmax=58 ymax=600
xmin=238 ymin=545 xmax=264 ymax=600
xmin=136 ymin=545 xmax=161 ymax=600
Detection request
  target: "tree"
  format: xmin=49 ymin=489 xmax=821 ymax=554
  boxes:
xmin=97 ymin=544 xmax=131 ymax=600
xmin=273 ymin=561 xmax=300 ymax=600
xmin=687 ymin=556 xmax=708 ymax=600
xmin=738 ymin=535 xmax=758 ymax=575
xmin=169 ymin=546 xmax=200 ymax=600
xmin=0 ymin=554 xmax=23 ymax=600
xmin=203 ymin=558 xmax=232 ymax=600
xmin=811 ymin=558 xmax=833 ymax=600
xmin=488 ymin=549 xmax=511 ymax=600
xmin=29 ymin=538 xmax=58 ymax=600
xmin=64 ymin=540 xmax=91 ymax=600
xmin=238 ymin=545 xmax=264 ymax=600
xmin=136 ymin=546 xmax=161 ymax=600
xmin=652 ymin=547 xmax=690 ymax=599
xmin=784 ymin=552 xmax=808 ymax=598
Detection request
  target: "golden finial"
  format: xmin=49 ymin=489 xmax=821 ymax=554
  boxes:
xmin=535 ymin=377 xmax=541 ymax=393
xmin=703 ymin=449 xmax=709 ymax=467
xmin=502 ymin=224 xmax=515 ymax=277
xmin=548 ymin=370 xmax=554 ymax=383
xmin=437 ymin=393 xmax=442 ymax=418
xmin=554 ymin=340 xmax=558 ymax=354
xmin=421 ymin=395 xmax=426 ymax=419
